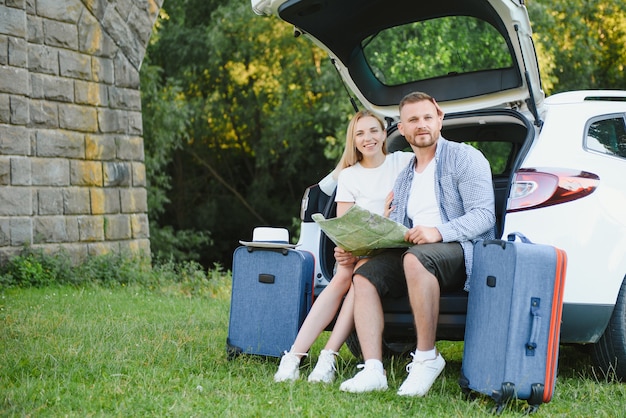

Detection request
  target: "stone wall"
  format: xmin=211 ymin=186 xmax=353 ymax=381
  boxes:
xmin=0 ymin=0 xmax=163 ymax=263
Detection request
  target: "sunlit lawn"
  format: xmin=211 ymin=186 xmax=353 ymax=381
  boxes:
xmin=1 ymin=283 xmax=625 ymax=417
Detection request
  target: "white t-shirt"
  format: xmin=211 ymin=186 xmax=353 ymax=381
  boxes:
xmin=336 ymin=151 xmax=413 ymax=215
xmin=406 ymin=159 xmax=442 ymax=227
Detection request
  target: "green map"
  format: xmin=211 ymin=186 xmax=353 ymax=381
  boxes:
xmin=312 ymin=205 xmax=410 ymax=256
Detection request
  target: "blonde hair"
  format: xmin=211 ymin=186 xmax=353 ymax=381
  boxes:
xmin=332 ymin=110 xmax=388 ymax=179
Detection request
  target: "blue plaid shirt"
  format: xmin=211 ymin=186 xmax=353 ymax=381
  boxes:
xmin=390 ymin=137 xmax=495 ymax=290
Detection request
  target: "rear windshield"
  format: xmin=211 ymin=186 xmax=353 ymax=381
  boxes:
xmin=362 ymin=16 xmax=514 ymax=86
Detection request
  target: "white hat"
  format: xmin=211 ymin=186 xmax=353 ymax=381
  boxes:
xmin=239 ymin=227 xmax=299 ymax=249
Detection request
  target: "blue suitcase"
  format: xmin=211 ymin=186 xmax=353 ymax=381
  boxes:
xmin=459 ymin=233 xmax=567 ymax=413
xmin=227 ymin=246 xmax=315 ymax=358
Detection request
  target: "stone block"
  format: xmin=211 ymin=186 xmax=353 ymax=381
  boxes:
xmin=27 ymin=14 xmax=44 ymax=43
xmin=8 ymin=37 xmax=28 ymax=68
xmin=38 ymin=188 xmax=64 ymax=215
xmin=92 ymin=57 xmax=114 ymax=84
xmin=90 ymin=187 xmax=120 ymax=214
xmin=120 ymin=187 xmax=147 ymax=213
xmin=0 ymin=125 xmax=30 ymax=154
xmin=10 ymin=156 xmax=31 ymax=185
xmin=59 ymin=50 xmax=92 ymax=80
xmin=82 ymin=0 xmax=108 ymax=20
xmin=0 ymin=65 xmax=29 ymax=94
xmin=64 ymin=217 xmax=79 ymax=241
xmin=10 ymin=216 xmax=32 ymax=245
xmin=43 ymin=74 xmax=74 ymax=102
xmin=85 ymin=134 xmax=116 ymax=160
xmin=75 ymin=80 xmax=108 ymax=106
xmin=33 ymin=216 xmax=67 ymax=243
xmin=36 ymin=130 xmax=84 ymax=158
xmin=97 ymin=108 xmax=127 ymax=133
xmin=117 ymin=136 xmax=144 ymax=160
xmin=104 ymin=214 xmax=131 ymax=240
xmin=88 ymin=241 xmax=119 ymax=256
xmin=70 ymin=160 xmax=102 ymax=186
xmin=131 ymin=161 xmax=146 ymax=187
xmin=108 ymin=86 xmax=141 ymax=110
xmin=0 ymin=36 xmax=7 ymax=65
xmin=10 ymin=95 xmax=29 ymax=125
xmin=0 ymin=93 xmax=9 ymax=122
xmin=78 ymin=215 xmax=104 ymax=241
xmin=29 ymin=74 xmax=44 ymax=99
xmin=0 ymin=157 xmax=9 ymax=185
xmin=119 ymin=238 xmax=151 ymax=258
xmin=0 ymin=187 xmax=32 ymax=215
xmin=128 ymin=111 xmax=143 ymax=135
xmin=28 ymin=44 xmax=58 ymax=75
xmin=63 ymin=187 xmax=90 ymax=215
xmin=113 ymin=53 xmax=139 ymax=89
xmin=0 ymin=217 xmax=9 ymax=246
xmin=31 ymin=157 xmax=70 ymax=186
xmin=37 ymin=0 xmax=81 ymax=23
xmin=59 ymin=103 xmax=98 ymax=132
xmin=78 ymin=10 xmax=117 ymax=57
xmin=131 ymin=213 xmax=149 ymax=238
xmin=103 ymin=161 xmax=130 ymax=187
xmin=0 ymin=5 xmax=26 ymax=37
xmin=43 ymin=19 xmax=78 ymax=49
xmin=29 ymin=100 xmax=59 ymax=128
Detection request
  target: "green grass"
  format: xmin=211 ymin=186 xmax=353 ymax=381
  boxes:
xmin=1 ymin=282 xmax=625 ymax=417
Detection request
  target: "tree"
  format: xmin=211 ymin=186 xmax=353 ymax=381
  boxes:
xmin=142 ymin=0 xmax=351 ymax=267
xmin=528 ymin=0 xmax=626 ymax=94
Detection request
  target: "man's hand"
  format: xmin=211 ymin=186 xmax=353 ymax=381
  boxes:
xmin=334 ymin=247 xmax=358 ymax=266
xmin=383 ymin=191 xmax=394 ymax=218
xmin=405 ymin=226 xmax=442 ymax=245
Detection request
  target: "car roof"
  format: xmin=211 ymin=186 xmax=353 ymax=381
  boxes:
xmin=252 ymin=0 xmax=544 ymax=119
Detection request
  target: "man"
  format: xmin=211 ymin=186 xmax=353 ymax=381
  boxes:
xmin=339 ymin=92 xmax=495 ymax=396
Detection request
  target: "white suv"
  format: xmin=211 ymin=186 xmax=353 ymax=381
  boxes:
xmin=252 ymin=0 xmax=626 ymax=379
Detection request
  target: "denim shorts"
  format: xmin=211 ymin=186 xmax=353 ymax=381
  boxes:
xmin=353 ymin=243 xmax=466 ymax=298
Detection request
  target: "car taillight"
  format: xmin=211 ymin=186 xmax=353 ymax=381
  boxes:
xmin=507 ymin=168 xmax=600 ymax=212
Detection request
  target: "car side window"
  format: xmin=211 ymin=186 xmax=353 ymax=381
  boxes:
xmin=586 ymin=116 xmax=626 ymax=158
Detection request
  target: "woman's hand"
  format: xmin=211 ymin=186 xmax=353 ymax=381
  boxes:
xmin=334 ymin=247 xmax=357 ymax=266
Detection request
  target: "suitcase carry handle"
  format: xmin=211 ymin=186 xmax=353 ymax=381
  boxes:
xmin=526 ymin=297 xmax=541 ymax=356
xmin=481 ymin=232 xmax=533 ymax=249
xmin=507 ymin=232 xmax=532 ymax=244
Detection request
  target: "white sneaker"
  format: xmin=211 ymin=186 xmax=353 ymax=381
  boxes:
xmin=339 ymin=365 xmax=388 ymax=393
xmin=308 ymin=349 xmax=338 ymax=383
xmin=274 ymin=351 xmax=306 ymax=382
xmin=397 ymin=352 xmax=445 ymax=397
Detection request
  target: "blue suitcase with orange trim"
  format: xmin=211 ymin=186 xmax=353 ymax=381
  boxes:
xmin=227 ymin=246 xmax=314 ymax=358
xmin=459 ymin=233 xmax=567 ymax=413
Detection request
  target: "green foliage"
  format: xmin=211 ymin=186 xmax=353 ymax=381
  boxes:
xmin=365 ymin=16 xmax=512 ymax=85
xmin=0 ymin=248 xmax=228 ymax=296
xmin=528 ymin=0 xmax=626 ymax=94
xmin=149 ymin=223 xmax=212 ymax=264
xmin=142 ymin=0 xmax=352 ymax=268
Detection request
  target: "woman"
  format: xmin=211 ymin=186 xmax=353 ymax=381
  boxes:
xmin=274 ymin=110 xmax=413 ymax=383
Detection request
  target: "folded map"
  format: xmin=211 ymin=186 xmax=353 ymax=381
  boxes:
xmin=312 ymin=205 xmax=410 ymax=256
